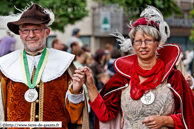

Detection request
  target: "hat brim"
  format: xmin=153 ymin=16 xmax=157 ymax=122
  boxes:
xmin=7 ymin=17 xmax=49 ymax=35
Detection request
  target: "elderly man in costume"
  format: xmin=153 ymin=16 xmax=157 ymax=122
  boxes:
xmin=73 ymin=5 xmax=194 ymax=129
xmin=0 ymin=3 xmax=89 ymax=129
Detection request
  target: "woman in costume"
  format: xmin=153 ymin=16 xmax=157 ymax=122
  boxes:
xmin=73 ymin=5 xmax=194 ymax=129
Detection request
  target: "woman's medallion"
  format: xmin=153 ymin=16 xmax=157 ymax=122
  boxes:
xmin=141 ymin=91 xmax=155 ymax=105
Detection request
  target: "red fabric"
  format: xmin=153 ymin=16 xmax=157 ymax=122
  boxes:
xmin=90 ymin=70 xmax=194 ymax=129
xmin=114 ymin=44 xmax=181 ymax=81
xmin=89 ymin=73 xmax=128 ymax=129
xmin=128 ymin=17 xmax=159 ymax=32
xmin=89 ymin=44 xmax=194 ymax=129
xmin=168 ymin=70 xmax=194 ymax=129
xmin=130 ymin=58 xmax=165 ymax=100
xmin=0 ymin=71 xmax=84 ymax=129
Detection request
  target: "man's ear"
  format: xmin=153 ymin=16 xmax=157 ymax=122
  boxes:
xmin=46 ymin=28 xmax=50 ymax=38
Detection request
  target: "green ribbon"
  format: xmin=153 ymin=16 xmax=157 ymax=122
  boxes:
xmin=23 ymin=47 xmax=47 ymax=89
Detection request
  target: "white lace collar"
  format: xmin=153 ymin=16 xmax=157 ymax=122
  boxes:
xmin=0 ymin=48 xmax=75 ymax=83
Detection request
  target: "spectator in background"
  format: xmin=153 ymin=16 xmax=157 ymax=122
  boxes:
xmin=0 ymin=30 xmax=16 ymax=57
xmin=70 ymin=42 xmax=80 ymax=53
xmin=62 ymin=44 xmax=68 ymax=52
xmin=81 ymin=44 xmax=90 ymax=52
xmin=51 ymin=38 xmax=64 ymax=50
xmin=106 ymin=49 xmax=121 ymax=77
xmin=104 ymin=43 xmax=113 ymax=69
xmin=83 ymin=52 xmax=93 ymax=67
xmin=71 ymin=48 xmax=85 ymax=68
xmin=105 ymin=43 xmax=113 ymax=54
xmin=183 ymin=50 xmax=192 ymax=74
xmin=67 ymin=28 xmax=83 ymax=52
xmin=96 ymin=73 xmax=110 ymax=92
xmin=90 ymin=49 xmax=105 ymax=86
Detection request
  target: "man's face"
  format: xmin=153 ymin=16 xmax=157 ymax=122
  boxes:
xmin=19 ymin=24 xmax=50 ymax=53
xmin=56 ymin=40 xmax=64 ymax=50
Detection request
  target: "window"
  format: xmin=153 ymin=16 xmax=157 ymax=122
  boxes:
xmin=46 ymin=35 xmax=56 ymax=48
xmin=166 ymin=36 xmax=193 ymax=52
xmin=80 ymin=36 xmax=91 ymax=47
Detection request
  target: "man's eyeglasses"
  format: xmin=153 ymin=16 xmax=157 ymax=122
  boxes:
xmin=133 ymin=39 xmax=156 ymax=46
xmin=19 ymin=27 xmax=48 ymax=34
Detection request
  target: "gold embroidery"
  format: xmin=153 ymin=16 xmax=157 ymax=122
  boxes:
xmin=1 ymin=77 xmax=5 ymax=121
xmin=39 ymin=81 xmax=44 ymax=121
xmin=29 ymin=67 xmax=44 ymax=123
xmin=30 ymin=101 xmax=36 ymax=122
xmin=30 ymin=68 xmax=37 ymax=122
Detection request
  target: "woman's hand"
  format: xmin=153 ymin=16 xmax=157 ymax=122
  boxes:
xmin=142 ymin=116 xmax=175 ymax=129
xmin=82 ymin=66 xmax=99 ymax=102
xmin=72 ymin=67 xmax=86 ymax=93
xmin=81 ymin=66 xmax=95 ymax=88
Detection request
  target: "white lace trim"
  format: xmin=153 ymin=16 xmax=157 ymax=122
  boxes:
xmin=67 ymin=88 xmax=85 ymax=104
xmin=0 ymin=48 xmax=75 ymax=83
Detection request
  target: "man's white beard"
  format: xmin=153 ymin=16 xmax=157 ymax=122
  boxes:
xmin=24 ymin=31 xmax=46 ymax=53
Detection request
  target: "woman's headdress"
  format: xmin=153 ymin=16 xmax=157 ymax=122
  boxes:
xmin=139 ymin=5 xmax=168 ymax=44
xmin=111 ymin=5 xmax=169 ymax=51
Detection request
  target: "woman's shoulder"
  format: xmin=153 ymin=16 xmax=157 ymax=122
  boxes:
xmin=114 ymin=54 xmax=137 ymax=79
xmin=167 ymin=69 xmax=188 ymax=90
xmin=168 ymin=69 xmax=184 ymax=79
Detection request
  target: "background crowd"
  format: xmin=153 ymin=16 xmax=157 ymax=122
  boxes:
xmin=0 ymin=27 xmax=194 ymax=129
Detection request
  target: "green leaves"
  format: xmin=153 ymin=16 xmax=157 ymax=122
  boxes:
xmin=0 ymin=0 xmax=88 ymax=32
xmin=95 ymin=0 xmax=182 ymax=20
xmin=190 ymin=8 xmax=194 ymax=44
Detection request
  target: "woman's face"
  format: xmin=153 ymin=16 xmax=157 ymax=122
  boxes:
xmin=77 ymin=53 xmax=85 ymax=64
xmin=133 ymin=30 xmax=158 ymax=61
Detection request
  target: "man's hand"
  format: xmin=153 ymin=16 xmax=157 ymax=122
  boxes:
xmin=72 ymin=67 xmax=85 ymax=93
xmin=83 ymin=66 xmax=98 ymax=102
xmin=142 ymin=116 xmax=174 ymax=129
xmin=185 ymin=74 xmax=193 ymax=87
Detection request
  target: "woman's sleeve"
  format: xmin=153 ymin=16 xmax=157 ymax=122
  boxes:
xmin=168 ymin=69 xmax=194 ymax=129
xmin=89 ymin=73 xmax=128 ymax=122
xmin=89 ymin=91 xmax=121 ymax=122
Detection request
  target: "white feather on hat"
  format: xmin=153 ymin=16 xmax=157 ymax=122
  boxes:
xmin=110 ymin=30 xmax=133 ymax=52
xmin=140 ymin=5 xmax=168 ymax=44
xmin=163 ymin=21 xmax=170 ymax=38
xmin=111 ymin=5 xmax=170 ymax=51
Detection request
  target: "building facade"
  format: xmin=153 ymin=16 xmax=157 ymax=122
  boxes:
xmin=1 ymin=0 xmax=194 ymax=54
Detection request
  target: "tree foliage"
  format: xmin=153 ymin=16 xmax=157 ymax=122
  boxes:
xmin=189 ymin=7 xmax=194 ymax=76
xmin=0 ymin=0 xmax=89 ymax=32
xmin=98 ymin=0 xmax=182 ymax=19
xmin=189 ymin=8 xmax=194 ymax=43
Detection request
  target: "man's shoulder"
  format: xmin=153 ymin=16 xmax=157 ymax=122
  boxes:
xmin=0 ymin=49 xmax=22 ymax=64
xmin=0 ymin=48 xmax=75 ymax=83
xmin=0 ymin=49 xmax=23 ymax=83
xmin=47 ymin=48 xmax=75 ymax=62
xmin=40 ymin=48 xmax=75 ymax=82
